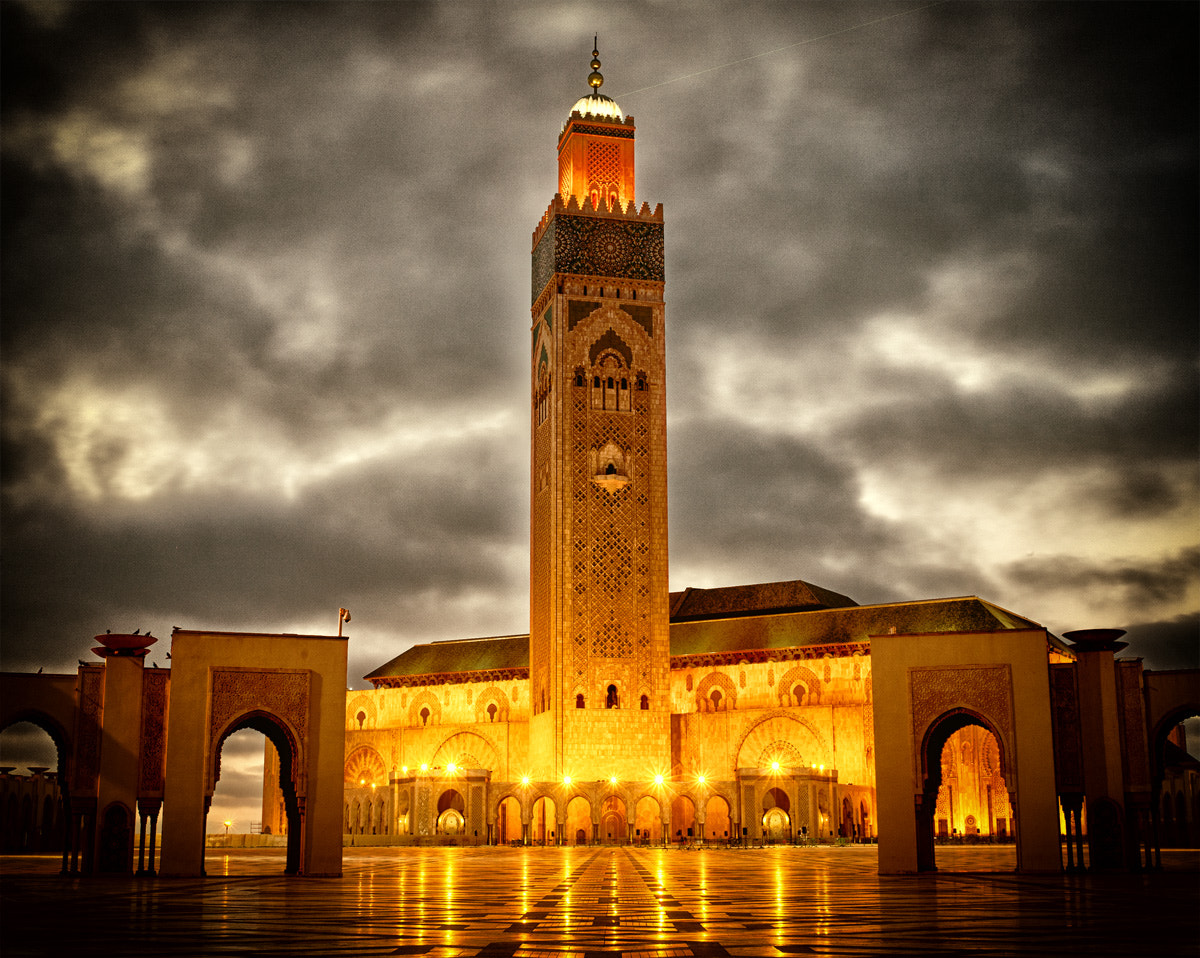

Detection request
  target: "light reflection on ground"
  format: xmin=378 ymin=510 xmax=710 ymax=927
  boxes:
xmin=2 ymin=844 xmax=1197 ymax=957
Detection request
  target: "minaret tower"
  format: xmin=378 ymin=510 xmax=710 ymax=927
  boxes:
xmin=528 ymin=42 xmax=670 ymax=781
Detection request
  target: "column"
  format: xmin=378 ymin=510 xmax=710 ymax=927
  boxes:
xmin=147 ymin=805 xmax=160 ymax=877
xmin=137 ymin=809 xmax=148 ymax=875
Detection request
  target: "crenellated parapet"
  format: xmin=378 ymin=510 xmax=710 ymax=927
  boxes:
xmin=559 ymin=110 xmax=636 ymax=139
xmin=531 ymin=194 xmax=665 ymax=304
xmin=531 ymin=193 xmax=664 ymax=251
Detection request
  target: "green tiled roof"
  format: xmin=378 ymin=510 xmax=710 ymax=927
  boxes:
xmin=669 ymin=579 xmax=857 ymax=621
xmin=365 ymin=634 xmax=529 ymax=681
xmin=668 ymin=596 xmax=1045 ymax=657
xmin=364 ymin=586 xmax=1053 ymax=682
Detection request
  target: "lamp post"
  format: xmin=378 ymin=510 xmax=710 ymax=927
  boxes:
xmin=223 ymin=819 xmax=232 ymax=840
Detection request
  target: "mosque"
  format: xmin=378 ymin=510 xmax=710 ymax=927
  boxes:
xmin=269 ymin=47 xmax=1195 ymax=862
xmin=1 ymin=46 xmax=1196 ymax=878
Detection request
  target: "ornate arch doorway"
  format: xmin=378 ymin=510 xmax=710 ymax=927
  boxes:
xmin=214 ymin=714 xmax=303 ymax=872
xmin=160 ymin=630 xmax=347 ymax=877
xmin=872 ymin=630 xmax=1062 ymax=875
xmin=920 ymin=710 xmax=1014 ymax=871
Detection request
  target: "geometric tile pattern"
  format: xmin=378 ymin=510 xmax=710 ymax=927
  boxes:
xmin=532 ymin=217 xmax=665 ymax=303
xmin=3 ymin=846 xmax=1198 ymax=957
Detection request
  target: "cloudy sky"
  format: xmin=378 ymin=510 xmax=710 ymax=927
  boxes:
xmin=2 ymin=2 xmax=1197 ymax=821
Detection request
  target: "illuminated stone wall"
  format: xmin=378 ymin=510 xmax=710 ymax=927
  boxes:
xmin=934 ymin=725 xmax=1013 ymax=838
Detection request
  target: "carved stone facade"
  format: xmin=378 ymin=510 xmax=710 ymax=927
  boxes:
xmin=138 ymin=669 xmax=170 ymax=796
xmin=909 ymin=665 xmax=1014 ymax=785
xmin=527 ymin=85 xmax=671 ymax=783
xmin=209 ymin=669 xmax=310 ymax=794
xmin=71 ymin=667 xmax=105 ymax=797
xmin=1050 ymin=663 xmax=1084 ymax=792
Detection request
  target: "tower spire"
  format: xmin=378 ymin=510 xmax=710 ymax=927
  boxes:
xmin=528 ymin=50 xmax=668 ymax=781
xmin=588 ymin=37 xmax=603 ymax=92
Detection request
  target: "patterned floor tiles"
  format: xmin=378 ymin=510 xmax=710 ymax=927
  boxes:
xmin=2 ymin=845 xmax=1196 ymax=957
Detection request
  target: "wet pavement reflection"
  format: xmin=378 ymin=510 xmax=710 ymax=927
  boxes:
xmin=2 ymin=845 xmax=1197 ymax=957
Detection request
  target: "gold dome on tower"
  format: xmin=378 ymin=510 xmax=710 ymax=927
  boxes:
xmin=565 ymin=38 xmax=624 ymax=127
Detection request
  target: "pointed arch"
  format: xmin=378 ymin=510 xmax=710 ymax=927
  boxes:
xmin=734 ymin=713 xmax=829 ymax=771
xmin=407 ymin=690 xmax=442 ymax=728
xmin=695 ymin=671 xmax=737 ymax=712
xmin=431 ymin=730 xmax=501 ymax=773
xmin=777 ymin=664 xmax=821 ymax=707
xmin=346 ymin=693 xmax=378 ymax=730
xmin=474 ymin=685 xmax=512 ymax=724
xmin=344 ymin=745 xmax=387 ymax=787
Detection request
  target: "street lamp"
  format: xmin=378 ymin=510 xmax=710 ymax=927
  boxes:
xmin=223 ymin=819 xmax=233 ymax=839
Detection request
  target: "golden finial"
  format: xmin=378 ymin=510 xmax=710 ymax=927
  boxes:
xmin=588 ymin=36 xmax=603 ymax=91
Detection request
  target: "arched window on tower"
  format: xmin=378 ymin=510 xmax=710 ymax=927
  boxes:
xmin=591 ymin=352 xmax=630 ymax=412
xmin=576 ymin=693 xmax=585 ymax=709
xmin=639 ymin=694 xmax=649 ymax=710
xmin=710 ymin=689 xmax=722 ymax=712
xmin=535 ymin=363 xmax=551 ymax=426
xmin=606 ymin=684 xmax=619 ymax=709
xmin=487 ymin=703 xmax=498 ymax=723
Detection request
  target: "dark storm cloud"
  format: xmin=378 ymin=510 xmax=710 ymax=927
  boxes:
xmin=838 ymin=363 xmax=1200 ymax=485
xmin=1 ymin=1 xmax=1195 ymax=690
xmin=1004 ymin=547 xmax=1200 ymax=611
xmin=1099 ymin=468 xmax=1189 ymax=521
xmin=667 ymin=417 xmax=997 ymax=604
xmin=2 ymin=1 xmax=533 ymax=416
xmin=668 ymin=417 xmax=890 ymax=560
xmin=1122 ymin=612 xmax=1200 ymax=672
xmin=209 ymin=727 xmax=267 ymax=828
xmin=659 ymin=1 xmax=1197 ymax=368
xmin=1 ymin=443 xmax=527 ymax=673
xmin=0 ymin=720 xmax=59 ymax=772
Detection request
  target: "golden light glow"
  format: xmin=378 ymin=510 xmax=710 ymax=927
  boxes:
xmin=697 ymin=774 xmax=706 ymax=785
xmin=401 ymin=765 xmax=408 ymax=773
xmin=609 ymin=775 xmax=618 ymax=785
xmin=420 ymin=763 xmax=429 ymax=773
xmin=447 ymin=762 xmax=457 ymax=774
xmin=563 ymin=775 xmax=572 ymax=786
xmin=770 ymin=760 xmax=780 ymax=772
xmin=521 ymin=775 xmax=531 ymax=786
xmin=654 ymin=773 xmax=664 ymax=785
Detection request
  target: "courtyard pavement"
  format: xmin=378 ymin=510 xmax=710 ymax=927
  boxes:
xmin=2 ymin=845 xmax=1197 ymax=957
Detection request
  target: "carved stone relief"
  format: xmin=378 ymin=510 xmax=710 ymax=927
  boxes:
xmin=909 ymin=665 xmax=1014 ymax=785
xmin=138 ymin=668 xmax=170 ymax=794
xmin=208 ymin=668 xmax=310 ymax=794
xmin=72 ymin=667 xmax=105 ymax=794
